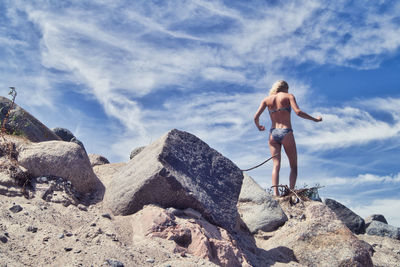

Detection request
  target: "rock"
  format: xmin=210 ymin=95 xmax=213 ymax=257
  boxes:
xmin=64 ymin=247 xmax=73 ymax=252
xmin=365 ymin=214 xmax=388 ymax=228
xmin=18 ymin=141 xmax=104 ymax=195
xmin=70 ymin=136 xmax=86 ymax=151
xmin=9 ymin=204 xmax=23 ymax=213
xmin=93 ymin=162 xmax=127 ymax=189
xmin=357 ymin=233 xmax=400 ymax=267
xmin=102 ymin=213 xmax=112 ymax=220
xmin=366 ymin=221 xmax=400 ymax=240
xmin=106 ymin=129 xmax=244 ymax=231
xmin=52 ymin=127 xmax=75 ymax=142
xmin=106 ymin=259 xmax=124 ymax=267
xmin=0 ymin=96 xmax=61 ymax=142
xmin=27 ymin=226 xmax=38 ymax=233
xmin=77 ymin=204 xmax=88 ymax=211
xmin=131 ymin=205 xmax=249 ymax=266
xmin=145 ymin=258 xmax=155 ymax=263
xmin=323 ymin=198 xmax=365 ymax=234
xmin=88 ymin=153 xmax=110 ymax=167
xmin=258 ymin=201 xmax=373 ymax=266
xmin=237 ymin=174 xmax=287 ymax=233
xmin=129 ymin=146 xmax=145 ymax=160
xmin=0 ymin=235 xmax=8 ymax=243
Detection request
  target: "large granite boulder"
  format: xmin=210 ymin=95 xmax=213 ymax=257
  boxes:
xmin=18 ymin=141 xmax=104 ymax=195
xmin=366 ymin=221 xmax=400 ymax=240
xmin=323 ymin=198 xmax=365 ymax=234
xmin=237 ymin=174 xmax=287 ymax=233
xmin=258 ymin=201 xmax=373 ymax=266
xmin=105 ymin=129 xmax=244 ymax=231
xmin=0 ymin=96 xmax=61 ymax=142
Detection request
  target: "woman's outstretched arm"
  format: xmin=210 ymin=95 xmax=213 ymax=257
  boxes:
xmin=254 ymin=100 xmax=267 ymax=131
xmin=289 ymin=94 xmax=322 ymax=122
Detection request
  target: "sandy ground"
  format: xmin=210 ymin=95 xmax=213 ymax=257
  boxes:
xmin=0 ymin=193 xmax=218 ymax=267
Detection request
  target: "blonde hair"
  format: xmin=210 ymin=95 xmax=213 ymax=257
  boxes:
xmin=269 ymin=80 xmax=289 ymax=95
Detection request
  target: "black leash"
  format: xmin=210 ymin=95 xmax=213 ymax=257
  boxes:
xmin=240 ymin=153 xmax=279 ymax=172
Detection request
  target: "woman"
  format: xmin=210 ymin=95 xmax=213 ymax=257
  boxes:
xmin=254 ymin=80 xmax=322 ymax=196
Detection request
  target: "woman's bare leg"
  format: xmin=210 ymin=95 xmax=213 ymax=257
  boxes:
xmin=282 ymin=132 xmax=298 ymax=190
xmin=268 ymin=137 xmax=282 ymax=196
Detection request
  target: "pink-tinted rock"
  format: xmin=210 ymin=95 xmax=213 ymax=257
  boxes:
xmin=131 ymin=205 xmax=250 ymax=267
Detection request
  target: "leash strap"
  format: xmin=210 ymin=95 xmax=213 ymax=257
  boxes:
xmin=240 ymin=153 xmax=279 ymax=172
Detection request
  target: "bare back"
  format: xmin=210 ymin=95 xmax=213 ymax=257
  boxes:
xmin=265 ymin=92 xmax=293 ymax=129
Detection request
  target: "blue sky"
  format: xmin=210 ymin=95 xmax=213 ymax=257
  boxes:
xmin=1 ymin=0 xmax=400 ymax=226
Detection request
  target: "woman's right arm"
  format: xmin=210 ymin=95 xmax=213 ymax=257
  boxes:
xmin=254 ymin=100 xmax=267 ymax=131
xmin=289 ymin=94 xmax=322 ymax=122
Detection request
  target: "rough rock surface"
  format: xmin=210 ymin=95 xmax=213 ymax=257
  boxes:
xmin=93 ymin=162 xmax=126 ymax=189
xmin=323 ymin=198 xmax=365 ymax=234
xmin=366 ymin=221 xmax=400 ymax=240
xmin=256 ymin=201 xmax=373 ymax=267
xmin=0 ymin=96 xmax=61 ymax=142
xmin=129 ymin=146 xmax=145 ymax=160
xmin=131 ymin=205 xmax=250 ymax=267
xmin=237 ymin=174 xmax=287 ymax=233
xmin=358 ymin=233 xmax=400 ymax=267
xmin=106 ymin=129 xmax=244 ymax=231
xmin=88 ymin=153 xmax=110 ymax=167
xmin=18 ymin=141 xmax=104 ymax=195
xmin=0 ymin=136 xmax=31 ymax=197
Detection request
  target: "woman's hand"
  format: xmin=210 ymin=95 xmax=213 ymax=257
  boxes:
xmin=257 ymin=125 xmax=266 ymax=131
xmin=315 ymin=116 xmax=322 ymax=122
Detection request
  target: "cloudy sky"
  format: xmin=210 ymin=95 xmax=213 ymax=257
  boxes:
xmin=1 ymin=1 xmax=400 ymax=226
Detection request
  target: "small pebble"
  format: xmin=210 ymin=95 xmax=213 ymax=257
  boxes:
xmin=0 ymin=235 xmax=8 ymax=243
xmin=66 ymin=233 xmax=73 ymax=237
xmin=59 ymin=234 xmax=65 ymax=239
xmin=9 ymin=205 xmax=23 ymax=213
xmin=4 ymin=232 xmax=9 ymax=237
xmin=90 ymin=223 xmax=97 ymax=227
xmin=77 ymin=204 xmax=88 ymax=211
xmin=64 ymin=247 xmax=73 ymax=252
xmin=43 ymin=237 xmax=50 ymax=242
xmin=102 ymin=213 xmax=112 ymax=220
xmin=146 ymin=258 xmax=155 ymax=263
xmin=106 ymin=259 xmax=124 ymax=267
xmin=27 ymin=226 xmax=38 ymax=233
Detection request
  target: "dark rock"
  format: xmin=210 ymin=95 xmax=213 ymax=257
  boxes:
xmin=106 ymin=259 xmax=124 ymax=267
xmin=0 ymin=235 xmax=8 ymax=243
xmin=102 ymin=213 xmax=112 ymax=220
xmin=129 ymin=146 xmax=145 ymax=160
xmin=64 ymin=247 xmax=73 ymax=252
xmin=52 ymin=127 xmax=75 ymax=141
xmin=365 ymin=214 xmax=388 ymax=228
xmin=323 ymin=198 xmax=365 ymax=234
xmin=366 ymin=221 xmax=400 ymax=240
xmin=0 ymin=96 xmax=61 ymax=142
xmin=106 ymin=129 xmax=244 ymax=231
xmin=9 ymin=204 xmax=23 ymax=213
xmin=27 ymin=226 xmax=38 ymax=233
